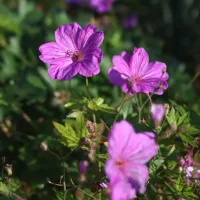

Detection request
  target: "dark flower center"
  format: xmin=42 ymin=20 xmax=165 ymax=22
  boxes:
xmin=115 ymin=159 xmax=127 ymax=168
xmin=66 ymin=50 xmax=83 ymax=62
xmin=134 ymin=74 xmax=142 ymax=84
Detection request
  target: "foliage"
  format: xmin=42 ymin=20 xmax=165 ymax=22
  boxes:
xmin=0 ymin=0 xmax=200 ymax=199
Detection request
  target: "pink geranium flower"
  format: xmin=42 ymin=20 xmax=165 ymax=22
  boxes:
xmin=39 ymin=22 xmax=104 ymax=81
xmin=105 ymin=120 xmax=159 ymax=200
xmin=108 ymin=47 xmax=168 ymax=95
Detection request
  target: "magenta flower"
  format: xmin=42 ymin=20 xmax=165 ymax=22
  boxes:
xmin=150 ymin=104 xmax=165 ymax=123
xmin=108 ymin=47 xmax=168 ymax=95
xmin=39 ymin=22 xmax=104 ymax=81
xmin=105 ymin=120 xmax=159 ymax=200
xmin=90 ymin=0 xmax=115 ymax=13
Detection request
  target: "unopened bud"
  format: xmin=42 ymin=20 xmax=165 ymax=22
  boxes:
xmin=5 ymin=164 xmax=12 ymax=176
xmin=79 ymin=161 xmax=89 ymax=174
xmin=164 ymin=104 xmax=169 ymax=116
xmin=141 ymin=118 xmax=147 ymax=124
xmin=79 ymin=174 xmax=86 ymax=183
xmin=150 ymin=104 xmax=165 ymax=124
xmin=179 ymin=166 xmax=183 ymax=173
xmin=79 ymin=138 xmax=90 ymax=146
xmin=40 ymin=142 xmax=48 ymax=151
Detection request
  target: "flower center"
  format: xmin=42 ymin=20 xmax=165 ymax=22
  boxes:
xmin=134 ymin=74 xmax=141 ymax=84
xmin=115 ymin=159 xmax=127 ymax=168
xmin=66 ymin=50 xmax=83 ymax=62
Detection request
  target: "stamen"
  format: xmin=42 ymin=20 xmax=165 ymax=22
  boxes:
xmin=66 ymin=50 xmax=83 ymax=62
xmin=134 ymin=74 xmax=141 ymax=84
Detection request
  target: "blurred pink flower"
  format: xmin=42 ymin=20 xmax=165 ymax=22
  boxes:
xmin=105 ymin=120 xmax=158 ymax=200
xmin=39 ymin=22 xmax=104 ymax=81
xmin=123 ymin=14 xmax=138 ymax=29
xmin=108 ymin=48 xmax=168 ymax=95
xmin=150 ymin=104 xmax=165 ymax=123
xmin=90 ymin=0 xmax=115 ymax=13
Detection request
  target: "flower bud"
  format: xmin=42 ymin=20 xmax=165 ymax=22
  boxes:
xmin=5 ymin=164 xmax=12 ymax=176
xmin=164 ymin=104 xmax=169 ymax=116
xmin=79 ymin=161 xmax=89 ymax=174
xmin=40 ymin=142 xmax=48 ymax=151
xmin=150 ymin=104 xmax=165 ymax=124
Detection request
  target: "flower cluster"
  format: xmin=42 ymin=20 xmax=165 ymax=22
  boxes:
xmin=39 ymin=22 xmax=169 ymax=200
xmin=179 ymin=148 xmax=200 ymax=185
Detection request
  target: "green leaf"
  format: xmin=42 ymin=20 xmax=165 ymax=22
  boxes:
xmin=179 ymin=133 xmax=197 ymax=147
xmin=97 ymin=154 xmax=109 ymax=160
xmin=0 ymin=99 xmax=8 ymax=106
xmin=166 ymin=107 xmax=176 ymax=126
xmin=177 ymin=113 xmax=188 ymax=126
xmin=0 ymin=182 xmax=9 ymax=196
xmin=27 ymin=75 xmax=46 ymax=90
xmin=174 ymin=176 xmax=184 ymax=192
xmin=53 ymin=122 xmax=79 ymax=148
xmin=67 ymin=111 xmax=87 ymax=138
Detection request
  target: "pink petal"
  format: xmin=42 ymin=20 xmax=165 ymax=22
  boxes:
xmin=130 ymin=47 xmax=149 ymax=75
xmin=79 ymin=60 xmax=100 ymax=77
xmin=55 ymin=23 xmax=81 ymax=51
xmin=142 ymin=61 xmax=168 ymax=80
xmin=108 ymin=121 xmax=136 ymax=159
xmin=128 ymin=132 xmax=159 ymax=164
xmin=48 ymin=62 xmax=79 ymax=81
xmin=109 ymin=179 xmax=136 ymax=200
xmin=75 ymin=24 xmax=97 ymax=50
xmin=83 ymin=31 xmax=104 ymax=52
xmin=108 ymin=68 xmax=126 ymax=86
xmin=128 ymin=164 xmax=149 ymax=194
xmin=39 ymin=42 xmax=65 ymax=64
xmin=112 ymin=54 xmax=131 ymax=77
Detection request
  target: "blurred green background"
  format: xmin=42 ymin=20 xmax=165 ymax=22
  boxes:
xmin=0 ymin=0 xmax=200 ymax=199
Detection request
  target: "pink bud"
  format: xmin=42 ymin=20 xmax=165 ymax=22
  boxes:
xmin=150 ymin=104 xmax=165 ymax=123
xmin=79 ymin=161 xmax=89 ymax=174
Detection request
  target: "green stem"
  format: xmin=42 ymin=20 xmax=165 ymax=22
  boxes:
xmin=62 ymin=157 xmax=67 ymax=200
xmin=86 ymin=77 xmax=90 ymax=98
xmin=48 ymin=149 xmax=61 ymax=160
xmin=187 ymin=70 xmax=200 ymax=88
xmin=66 ymin=169 xmax=98 ymax=200
xmin=114 ymin=94 xmax=128 ymax=123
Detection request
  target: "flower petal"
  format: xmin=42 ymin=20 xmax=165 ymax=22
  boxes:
xmin=112 ymin=53 xmax=131 ymax=77
xmin=142 ymin=61 xmax=168 ymax=80
xmin=108 ymin=68 xmax=126 ymax=86
xmin=78 ymin=60 xmax=100 ymax=77
xmin=48 ymin=62 xmax=79 ymax=81
xmin=109 ymin=179 xmax=136 ymax=200
xmin=130 ymin=47 xmax=149 ymax=75
xmin=75 ymin=24 xmax=97 ymax=50
xmin=39 ymin=42 xmax=65 ymax=64
xmin=108 ymin=120 xmax=136 ymax=159
xmin=128 ymin=132 xmax=159 ymax=164
xmin=83 ymin=31 xmax=104 ymax=52
xmin=128 ymin=164 xmax=149 ymax=194
xmin=55 ymin=23 xmax=81 ymax=51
